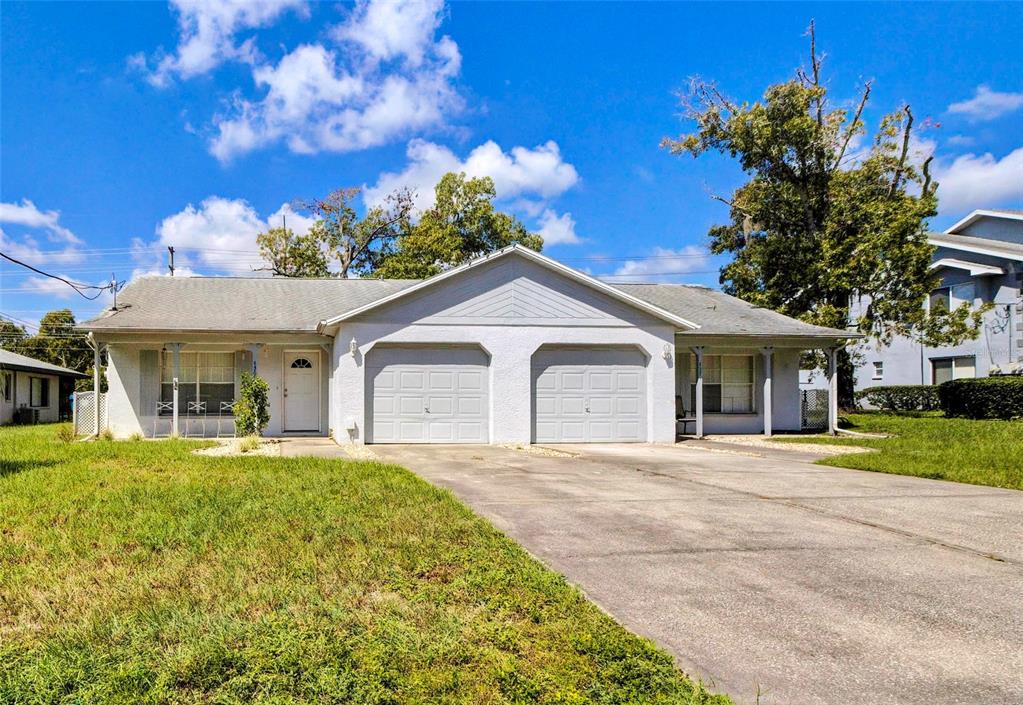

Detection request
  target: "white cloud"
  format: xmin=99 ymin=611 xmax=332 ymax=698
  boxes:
xmin=536 ymin=210 xmax=581 ymax=246
xmin=142 ymin=0 xmax=307 ymax=86
xmin=0 ymin=199 xmax=81 ymax=245
xmin=603 ymin=246 xmax=711 ymax=284
xmin=947 ymin=85 xmax=1023 ymax=122
xmin=365 ymin=139 xmax=580 ymax=211
xmin=933 ymin=147 xmax=1023 ymax=212
xmin=208 ymin=0 xmax=462 ymax=161
xmin=132 ymin=196 xmax=315 ymax=277
xmin=946 ymin=134 xmax=976 ymax=147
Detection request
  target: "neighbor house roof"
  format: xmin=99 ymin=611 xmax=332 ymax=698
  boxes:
xmin=80 ymin=248 xmax=855 ymax=339
xmin=0 ymin=349 xmax=87 ymax=377
xmin=928 ymin=231 xmax=1023 ymax=262
xmin=945 ymin=208 xmax=1023 ymax=234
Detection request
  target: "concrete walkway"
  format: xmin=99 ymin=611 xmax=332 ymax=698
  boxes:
xmin=370 ymin=442 xmax=1023 ymax=705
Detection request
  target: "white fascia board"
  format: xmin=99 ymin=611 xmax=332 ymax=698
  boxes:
xmin=930 ymin=258 xmax=1005 ymax=276
xmin=945 ymin=209 xmax=1023 ymax=234
xmin=317 ymin=245 xmax=702 ymax=331
xmin=927 ymin=237 xmax=1023 ymax=263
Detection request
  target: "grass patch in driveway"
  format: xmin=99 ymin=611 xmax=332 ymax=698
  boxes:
xmin=0 ymin=424 xmax=727 ymax=704
xmin=778 ymin=412 xmax=1023 ymax=490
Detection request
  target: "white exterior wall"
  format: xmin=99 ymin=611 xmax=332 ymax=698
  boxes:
xmin=675 ymin=347 xmax=802 ymax=434
xmin=331 ymin=256 xmax=678 ymax=445
xmin=103 ymin=340 xmax=330 ymax=438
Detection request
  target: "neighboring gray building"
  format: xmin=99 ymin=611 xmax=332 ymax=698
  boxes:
xmin=853 ymin=209 xmax=1023 ymax=390
xmin=0 ymin=349 xmax=86 ymax=424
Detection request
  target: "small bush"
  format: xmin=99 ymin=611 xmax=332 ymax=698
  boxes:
xmin=55 ymin=425 xmax=76 ymax=444
xmin=129 ymin=432 xmax=144 ymax=442
xmin=235 ymin=372 xmax=270 ymax=436
xmin=857 ymin=385 xmax=940 ymax=412
xmin=938 ymin=376 xmax=1023 ymax=420
xmin=99 ymin=428 xmax=114 ymax=441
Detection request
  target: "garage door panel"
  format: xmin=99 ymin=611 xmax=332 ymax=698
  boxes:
xmin=532 ymin=348 xmax=646 ymax=443
xmin=368 ymin=347 xmax=489 ymax=443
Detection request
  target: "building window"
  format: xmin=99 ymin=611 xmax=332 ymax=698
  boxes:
xmin=931 ymin=356 xmax=976 ymax=385
xmin=29 ymin=377 xmax=49 ymax=408
xmin=929 ymin=287 xmax=951 ymax=312
xmin=290 ymin=358 xmax=312 ymax=369
xmin=951 ymin=282 xmax=975 ymax=308
xmin=872 ymin=361 xmax=883 ymax=380
xmin=2 ymin=372 xmax=11 ymax=402
xmin=161 ymin=351 xmax=235 ymax=413
xmin=689 ymin=354 xmax=755 ymax=414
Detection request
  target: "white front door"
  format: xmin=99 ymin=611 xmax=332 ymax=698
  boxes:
xmin=367 ymin=346 xmax=489 ymax=443
xmin=532 ymin=347 xmax=647 ymax=443
xmin=284 ymin=351 xmax=319 ymax=432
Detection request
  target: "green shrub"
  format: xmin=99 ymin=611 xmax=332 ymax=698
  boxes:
xmin=235 ymin=372 xmax=270 ymax=436
xmin=54 ymin=424 xmax=76 ymax=444
xmin=857 ymin=384 xmax=940 ymax=412
xmin=938 ymin=376 xmax=1023 ymax=420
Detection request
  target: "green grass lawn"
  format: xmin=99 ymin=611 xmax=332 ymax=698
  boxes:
xmin=0 ymin=425 xmax=727 ymax=705
xmin=780 ymin=412 xmax=1023 ymax=490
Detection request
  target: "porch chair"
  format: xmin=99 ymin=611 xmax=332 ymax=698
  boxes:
xmin=217 ymin=401 xmax=236 ymax=438
xmin=153 ymin=401 xmax=174 ymax=438
xmin=676 ymin=395 xmax=697 ymax=437
xmin=185 ymin=400 xmax=207 ymax=437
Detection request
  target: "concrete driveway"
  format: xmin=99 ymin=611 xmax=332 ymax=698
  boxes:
xmin=370 ymin=442 xmax=1023 ymax=705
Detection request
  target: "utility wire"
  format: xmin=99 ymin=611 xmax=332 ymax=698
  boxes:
xmin=0 ymin=251 xmax=121 ymax=300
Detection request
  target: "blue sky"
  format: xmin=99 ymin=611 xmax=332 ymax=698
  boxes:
xmin=2 ymin=1 xmax=1022 ymax=328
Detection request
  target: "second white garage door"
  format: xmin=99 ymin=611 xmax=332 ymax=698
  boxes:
xmin=367 ymin=346 xmax=489 ymax=443
xmin=532 ymin=347 xmax=647 ymax=443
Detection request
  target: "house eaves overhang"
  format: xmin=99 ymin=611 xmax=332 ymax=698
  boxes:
xmin=945 ymin=209 xmax=1023 ymax=235
xmin=927 ymin=235 xmax=1023 ymax=263
xmin=0 ymin=362 xmax=87 ymax=378
xmin=930 ymin=258 xmax=1005 ymax=276
xmin=316 ymin=245 xmax=703 ymax=333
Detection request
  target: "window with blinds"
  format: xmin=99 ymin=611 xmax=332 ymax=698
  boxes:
xmin=688 ymin=354 xmax=755 ymax=414
xmin=160 ymin=351 xmax=236 ymax=413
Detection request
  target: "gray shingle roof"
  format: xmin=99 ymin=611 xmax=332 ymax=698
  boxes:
xmin=928 ymin=232 xmax=1023 ymax=261
xmin=81 ymin=274 xmax=854 ymax=338
xmin=0 ymin=349 xmax=87 ymax=377
xmin=614 ymin=284 xmax=853 ymax=337
xmin=82 ymin=276 xmax=419 ymax=332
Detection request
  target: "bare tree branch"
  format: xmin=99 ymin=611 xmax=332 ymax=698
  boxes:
xmin=889 ymin=104 xmax=914 ymax=197
xmin=835 ymin=80 xmax=873 ymax=168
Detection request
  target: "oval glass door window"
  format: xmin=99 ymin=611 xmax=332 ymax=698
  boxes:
xmin=290 ymin=358 xmax=313 ymax=369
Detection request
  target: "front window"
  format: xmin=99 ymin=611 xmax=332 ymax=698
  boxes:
xmin=29 ymin=377 xmax=49 ymax=407
xmin=2 ymin=372 xmax=11 ymax=402
xmin=931 ymin=356 xmax=975 ymax=385
xmin=689 ymin=354 xmax=755 ymax=414
xmin=872 ymin=361 xmax=883 ymax=380
xmin=161 ymin=351 xmax=236 ymax=413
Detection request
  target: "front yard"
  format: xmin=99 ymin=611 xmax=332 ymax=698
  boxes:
xmin=0 ymin=425 xmax=726 ymax=705
xmin=780 ymin=412 xmax=1023 ymax=490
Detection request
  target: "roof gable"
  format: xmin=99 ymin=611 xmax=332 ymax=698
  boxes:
xmin=318 ymin=246 xmax=700 ymax=331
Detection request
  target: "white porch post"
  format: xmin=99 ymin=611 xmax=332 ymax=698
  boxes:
xmin=827 ymin=347 xmax=839 ymax=435
xmin=92 ymin=337 xmax=102 ymax=436
xmin=247 ymin=344 xmax=263 ymax=375
xmin=760 ymin=347 xmax=773 ymax=437
xmin=691 ymin=346 xmax=704 ymax=439
xmin=168 ymin=343 xmax=183 ymax=437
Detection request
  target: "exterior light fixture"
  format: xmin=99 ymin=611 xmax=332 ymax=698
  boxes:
xmin=663 ymin=343 xmax=674 ymax=361
xmin=349 ymin=338 xmax=358 ymax=355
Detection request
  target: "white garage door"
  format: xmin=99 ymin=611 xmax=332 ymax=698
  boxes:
xmin=532 ymin=347 xmax=646 ymax=443
xmin=368 ymin=347 xmax=489 ymax=443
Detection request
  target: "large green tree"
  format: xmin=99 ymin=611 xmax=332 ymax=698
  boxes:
xmin=374 ymin=173 xmax=543 ymax=279
xmin=662 ymin=24 xmax=984 ymax=405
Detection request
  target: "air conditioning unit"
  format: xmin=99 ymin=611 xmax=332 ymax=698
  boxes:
xmin=14 ymin=407 xmax=39 ymax=425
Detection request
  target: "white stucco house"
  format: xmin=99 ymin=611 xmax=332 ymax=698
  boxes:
xmin=80 ymin=246 xmax=855 ymax=443
xmin=0 ymin=349 xmax=86 ymax=425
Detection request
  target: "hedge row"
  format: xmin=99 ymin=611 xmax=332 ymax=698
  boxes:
xmin=857 ymin=385 xmax=940 ymax=412
xmin=937 ymin=376 xmax=1023 ymax=420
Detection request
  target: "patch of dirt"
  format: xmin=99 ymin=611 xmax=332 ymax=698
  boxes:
xmin=501 ymin=444 xmax=578 ymax=458
xmin=337 ymin=444 xmax=377 ymax=460
xmin=193 ymin=438 xmax=281 ymax=457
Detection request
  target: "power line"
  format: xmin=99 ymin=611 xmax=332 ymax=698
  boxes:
xmin=0 ymin=251 xmax=122 ymax=301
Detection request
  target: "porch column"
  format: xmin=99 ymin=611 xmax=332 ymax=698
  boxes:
xmin=760 ymin=347 xmax=773 ymax=437
xmin=247 ymin=344 xmax=264 ymax=375
xmin=827 ymin=347 xmax=839 ymax=435
xmin=92 ymin=337 xmax=102 ymax=436
xmin=168 ymin=343 xmax=184 ymax=437
xmin=691 ymin=346 xmax=704 ymax=439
